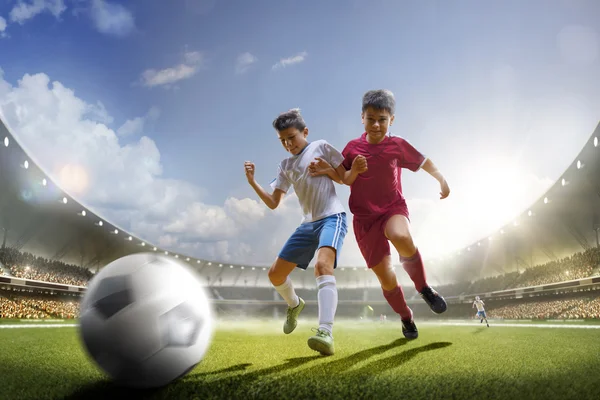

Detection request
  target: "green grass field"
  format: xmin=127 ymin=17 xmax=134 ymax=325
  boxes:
xmin=1 ymin=318 xmax=599 ymax=400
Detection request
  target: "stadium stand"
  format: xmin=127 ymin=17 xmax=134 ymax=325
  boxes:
xmin=1 ymin=116 xmax=600 ymax=321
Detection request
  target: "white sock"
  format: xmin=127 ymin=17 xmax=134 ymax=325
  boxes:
xmin=274 ymin=277 xmax=299 ymax=308
xmin=316 ymin=275 xmax=337 ymax=335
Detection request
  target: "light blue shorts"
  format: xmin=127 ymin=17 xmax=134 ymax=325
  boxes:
xmin=278 ymin=212 xmax=347 ymax=270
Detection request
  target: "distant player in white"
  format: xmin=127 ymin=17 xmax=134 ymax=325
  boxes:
xmin=472 ymin=296 xmax=489 ymax=327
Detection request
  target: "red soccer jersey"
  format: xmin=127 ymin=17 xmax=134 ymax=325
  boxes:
xmin=341 ymin=132 xmax=426 ymax=219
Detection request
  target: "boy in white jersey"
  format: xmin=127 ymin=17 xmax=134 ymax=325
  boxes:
xmin=472 ymin=296 xmax=489 ymax=327
xmin=244 ymin=108 xmax=348 ymax=356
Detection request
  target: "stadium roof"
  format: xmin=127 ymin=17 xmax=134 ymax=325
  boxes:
xmin=0 ymin=115 xmax=599 ymax=287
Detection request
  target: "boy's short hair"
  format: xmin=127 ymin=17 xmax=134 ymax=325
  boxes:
xmin=362 ymin=89 xmax=395 ymax=115
xmin=273 ymin=108 xmax=307 ymax=132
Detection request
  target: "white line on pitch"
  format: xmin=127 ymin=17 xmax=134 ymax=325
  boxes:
xmin=419 ymin=321 xmax=600 ymax=329
xmin=0 ymin=324 xmax=78 ymax=329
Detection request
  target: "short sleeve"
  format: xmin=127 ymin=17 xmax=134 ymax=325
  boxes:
xmin=320 ymin=140 xmax=344 ymax=168
xmin=270 ymin=163 xmax=291 ymax=193
xmin=341 ymin=142 xmax=354 ymax=171
xmin=395 ymin=137 xmax=426 ymax=172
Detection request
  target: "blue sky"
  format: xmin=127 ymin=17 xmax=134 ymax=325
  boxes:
xmin=1 ymin=0 xmax=599 ymax=282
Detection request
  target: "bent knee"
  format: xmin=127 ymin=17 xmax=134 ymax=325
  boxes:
xmin=314 ymin=260 xmax=334 ymax=276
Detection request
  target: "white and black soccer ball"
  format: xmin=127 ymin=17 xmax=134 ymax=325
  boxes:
xmin=78 ymin=253 xmax=214 ymax=388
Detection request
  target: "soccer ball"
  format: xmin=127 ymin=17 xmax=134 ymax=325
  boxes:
xmin=78 ymin=253 xmax=214 ymax=388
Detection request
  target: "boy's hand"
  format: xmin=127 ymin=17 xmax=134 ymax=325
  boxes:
xmin=351 ymin=155 xmax=368 ymax=174
xmin=308 ymin=157 xmax=332 ymax=176
xmin=439 ymin=179 xmax=450 ymax=199
xmin=244 ymin=161 xmax=256 ymax=183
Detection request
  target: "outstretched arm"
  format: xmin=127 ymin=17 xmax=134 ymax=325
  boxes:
xmin=421 ymin=158 xmax=450 ymax=199
xmin=245 ymin=161 xmax=286 ymax=209
xmin=309 ymin=156 xmax=367 ymax=185
xmin=308 ymin=157 xmax=345 ymax=184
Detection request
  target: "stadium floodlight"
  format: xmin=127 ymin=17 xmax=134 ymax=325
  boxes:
xmin=467 ymin=247 xmax=471 ymax=251
xmin=528 ymin=210 xmax=533 ymax=217
xmin=95 ymin=220 xmax=104 ymax=227
xmin=23 ymin=160 xmax=29 ymax=169
xmin=262 ymin=267 xmax=266 ymax=271
xmin=127 ymin=236 xmax=132 ymax=241
xmin=164 ymin=251 xmax=168 ymax=255
xmin=500 ymin=229 xmax=505 ymax=234
xmin=208 ymin=262 xmax=212 ymax=265
xmin=113 ymin=229 xmax=119 ymax=235
xmin=229 ymin=265 xmax=233 ymax=268
xmin=196 ymin=260 xmax=200 ymax=264
xmin=3 ymin=137 xmax=8 ymax=147
xmin=153 ymin=247 xmax=157 ymax=251
xmin=219 ymin=264 xmax=223 ymax=267
xmin=488 ymin=236 xmax=493 ymax=241
xmin=544 ymin=197 xmax=549 ymax=204
xmin=186 ymin=258 xmax=190 ymax=261
xmin=241 ymin=266 xmax=244 ymax=270
xmin=42 ymin=178 xmax=47 ymax=186
xmin=341 ymin=268 xmax=345 ymax=271
xmin=594 ymin=137 xmax=598 ymax=147
xmin=175 ymin=255 xmax=179 ymax=258
xmin=252 ymin=267 xmax=255 ymax=270
xmin=62 ymin=197 xmax=68 ymax=204
xmin=140 ymin=242 xmax=146 ymax=246
xmin=78 ymin=210 xmax=86 ymax=216
xmin=353 ymin=267 xmax=357 ymax=271
xmin=477 ymin=242 xmax=481 ymax=246
xmin=561 ymin=178 xmax=567 ymax=186
xmin=577 ymin=160 xmax=583 ymax=169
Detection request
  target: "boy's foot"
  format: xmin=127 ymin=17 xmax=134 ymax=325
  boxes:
xmin=419 ymin=286 xmax=447 ymax=314
xmin=283 ymin=297 xmax=305 ymax=334
xmin=401 ymin=317 xmax=419 ymax=340
xmin=480 ymin=319 xmax=483 ymax=323
xmin=487 ymin=323 xmax=490 ymax=327
xmin=307 ymin=328 xmax=335 ymax=356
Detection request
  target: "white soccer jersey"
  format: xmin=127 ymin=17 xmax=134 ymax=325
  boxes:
xmin=473 ymin=300 xmax=485 ymax=312
xmin=271 ymin=140 xmax=346 ymax=224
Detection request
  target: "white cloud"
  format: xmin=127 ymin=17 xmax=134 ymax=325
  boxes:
xmin=9 ymin=0 xmax=66 ymax=25
xmin=235 ymin=52 xmax=257 ymax=74
xmin=272 ymin=51 xmax=308 ymax=70
xmin=140 ymin=51 xmax=203 ymax=88
xmin=0 ymin=16 xmax=7 ymax=34
xmin=0 ymin=68 xmax=299 ymax=265
xmin=117 ymin=106 xmax=160 ymax=137
xmin=89 ymin=0 xmax=135 ymax=37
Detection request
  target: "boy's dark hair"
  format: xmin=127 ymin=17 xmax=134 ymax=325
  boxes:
xmin=272 ymin=108 xmax=306 ymax=132
xmin=362 ymin=89 xmax=395 ymax=115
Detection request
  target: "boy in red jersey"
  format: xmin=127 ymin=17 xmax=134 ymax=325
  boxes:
xmin=310 ymin=89 xmax=450 ymax=339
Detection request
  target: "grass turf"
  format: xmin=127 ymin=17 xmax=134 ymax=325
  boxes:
xmin=1 ymin=319 xmax=599 ymax=400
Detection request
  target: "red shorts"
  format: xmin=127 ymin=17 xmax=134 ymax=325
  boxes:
xmin=353 ymin=204 xmax=410 ymax=269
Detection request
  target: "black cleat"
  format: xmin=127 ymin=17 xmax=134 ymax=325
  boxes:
xmin=420 ymin=286 xmax=447 ymax=314
xmin=401 ymin=318 xmax=419 ymax=340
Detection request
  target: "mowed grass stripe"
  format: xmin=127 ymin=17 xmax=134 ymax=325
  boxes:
xmin=0 ymin=320 xmax=598 ymax=400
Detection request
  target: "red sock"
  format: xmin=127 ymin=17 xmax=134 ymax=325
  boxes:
xmin=400 ymin=248 xmax=427 ymax=292
xmin=382 ymin=285 xmax=412 ymax=320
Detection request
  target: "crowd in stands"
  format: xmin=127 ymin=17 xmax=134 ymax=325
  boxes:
xmin=0 ymin=247 xmax=93 ymax=286
xmin=436 ymin=247 xmax=600 ymax=296
xmin=0 ymin=292 xmax=79 ymax=319
xmin=483 ymin=296 xmax=600 ymax=320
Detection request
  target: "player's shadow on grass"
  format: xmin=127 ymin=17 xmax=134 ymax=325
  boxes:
xmin=63 ymin=339 xmax=415 ymax=399
xmin=472 ymin=327 xmax=487 ymax=335
xmin=348 ymin=341 xmax=452 ymax=375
